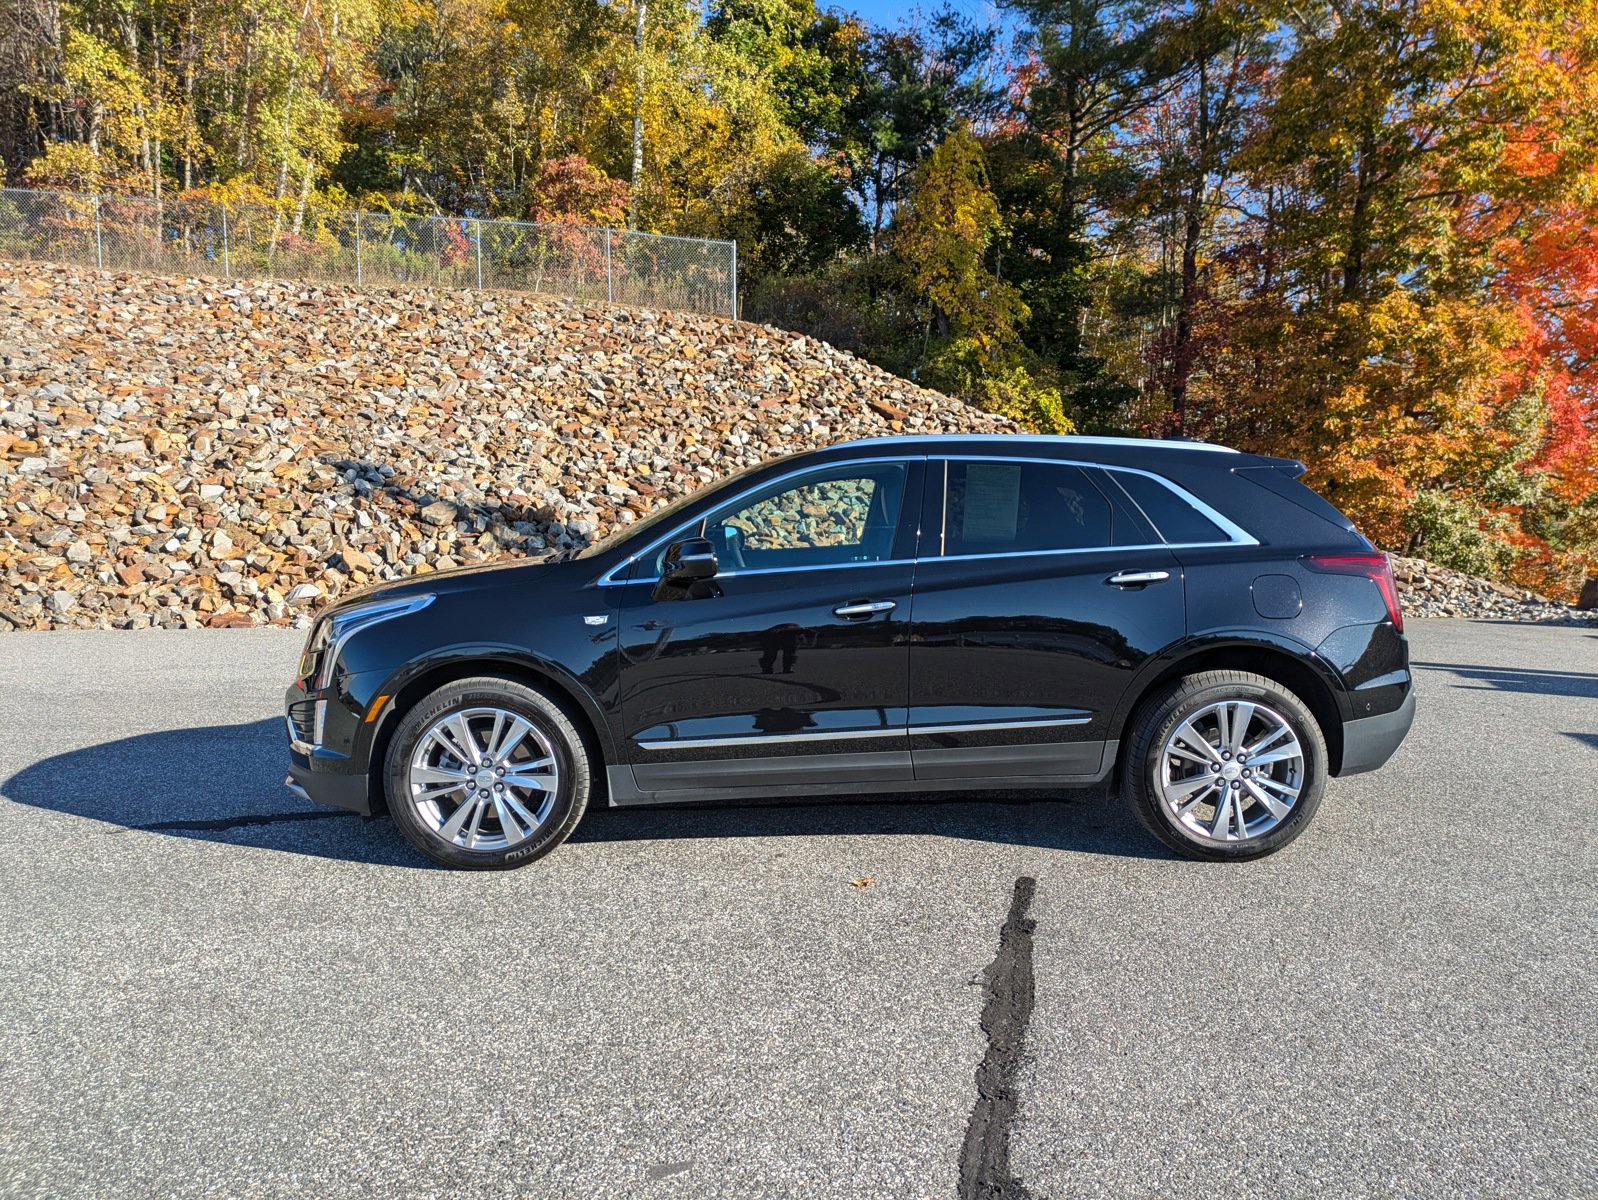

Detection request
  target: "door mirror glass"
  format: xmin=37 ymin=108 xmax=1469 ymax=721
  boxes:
xmin=662 ymin=537 xmax=719 ymax=582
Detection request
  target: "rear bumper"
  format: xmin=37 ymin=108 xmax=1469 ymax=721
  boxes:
xmin=1337 ymin=687 xmax=1416 ymax=775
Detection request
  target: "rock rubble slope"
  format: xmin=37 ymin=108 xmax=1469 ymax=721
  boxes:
xmin=4 ymin=259 xmax=1591 ymax=631
xmin=0 ymin=260 xmax=1012 ymax=630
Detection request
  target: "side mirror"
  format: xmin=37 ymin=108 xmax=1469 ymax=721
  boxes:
xmin=662 ymin=537 xmax=719 ymax=582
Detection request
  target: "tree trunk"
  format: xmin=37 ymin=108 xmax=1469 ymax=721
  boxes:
xmin=0 ymin=0 xmax=61 ymax=181
xmin=627 ymin=0 xmax=647 ymax=230
xmin=1343 ymin=132 xmax=1375 ymax=300
xmin=1166 ymin=55 xmax=1210 ymax=434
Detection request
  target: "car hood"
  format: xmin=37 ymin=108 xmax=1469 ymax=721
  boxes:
xmin=318 ymin=553 xmax=595 ymax=614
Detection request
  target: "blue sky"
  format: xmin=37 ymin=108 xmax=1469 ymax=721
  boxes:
xmin=830 ymin=0 xmax=1010 ymax=34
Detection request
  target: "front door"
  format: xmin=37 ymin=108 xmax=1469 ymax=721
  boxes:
xmin=614 ymin=458 xmax=925 ymax=794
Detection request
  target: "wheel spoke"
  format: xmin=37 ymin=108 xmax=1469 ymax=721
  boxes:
xmin=1230 ymin=789 xmax=1250 ymax=835
xmin=502 ymin=789 xmax=544 ymax=834
xmin=486 ymin=715 xmax=532 ymax=764
xmin=501 ymin=756 xmax=558 ymax=791
xmin=1227 ymin=702 xmax=1255 ymax=756
xmin=1175 ymin=780 xmax=1219 ymax=818
xmin=1209 ymin=792 xmax=1236 ymax=839
xmin=1252 ymin=773 xmax=1300 ymax=800
xmin=463 ymin=795 xmax=488 ymax=848
xmin=1247 ymin=744 xmax=1301 ymax=768
xmin=411 ymin=764 xmax=470 ymax=788
xmin=444 ymin=714 xmax=483 ymax=766
xmin=438 ymin=794 xmax=479 ymax=843
xmin=1166 ymin=773 xmax=1219 ymax=801
xmin=1244 ymin=778 xmax=1291 ymax=820
xmin=1167 ymin=742 xmax=1214 ymax=767
xmin=1173 ymin=721 xmax=1222 ymax=764
xmin=1244 ymin=722 xmax=1293 ymax=758
xmin=493 ymin=795 xmax=527 ymax=846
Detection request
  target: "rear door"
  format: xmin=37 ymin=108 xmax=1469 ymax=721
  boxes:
xmin=907 ymin=456 xmax=1185 ymax=782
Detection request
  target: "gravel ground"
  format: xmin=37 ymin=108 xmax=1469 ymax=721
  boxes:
xmin=0 ymin=620 xmax=1593 ymax=1198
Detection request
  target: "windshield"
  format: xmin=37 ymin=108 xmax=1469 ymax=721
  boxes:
xmin=572 ymin=460 xmax=769 ymax=562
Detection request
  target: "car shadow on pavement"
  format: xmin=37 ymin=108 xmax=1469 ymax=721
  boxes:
xmin=1 ymin=718 xmax=1173 ymax=865
xmin=1 ymin=718 xmax=429 ymax=869
xmin=571 ymin=790 xmax=1172 ymax=859
xmin=1564 ymin=732 xmax=1598 ymax=754
xmin=1412 ymin=661 xmax=1598 ymax=699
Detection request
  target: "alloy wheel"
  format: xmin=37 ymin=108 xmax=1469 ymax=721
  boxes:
xmin=406 ymin=706 xmax=561 ymax=852
xmin=1157 ymin=699 xmax=1305 ymax=845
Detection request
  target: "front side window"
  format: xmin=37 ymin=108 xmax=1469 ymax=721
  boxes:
xmin=655 ymin=462 xmax=909 ymax=575
xmin=941 ymin=460 xmax=1114 ymax=556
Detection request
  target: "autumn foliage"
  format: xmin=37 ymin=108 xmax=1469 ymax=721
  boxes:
xmin=0 ymin=0 xmax=1594 ymax=593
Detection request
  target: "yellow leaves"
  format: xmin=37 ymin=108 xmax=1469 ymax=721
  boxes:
xmin=895 ymin=126 xmax=1026 ymax=350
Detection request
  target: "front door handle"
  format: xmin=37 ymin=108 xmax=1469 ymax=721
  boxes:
xmin=833 ymin=599 xmax=897 ymax=618
xmin=1106 ymin=570 xmax=1171 ymax=588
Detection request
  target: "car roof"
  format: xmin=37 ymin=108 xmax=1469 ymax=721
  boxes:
xmin=820 ymin=433 xmax=1275 ymax=470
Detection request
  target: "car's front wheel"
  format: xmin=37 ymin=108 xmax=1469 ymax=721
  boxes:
xmin=384 ymin=676 xmax=591 ymax=870
xmin=1122 ymin=670 xmax=1327 ymax=861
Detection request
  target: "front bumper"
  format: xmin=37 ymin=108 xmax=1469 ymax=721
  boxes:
xmin=285 ymin=756 xmax=372 ymax=815
xmin=285 ymin=680 xmax=375 ymax=815
xmin=1337 ymin=686 xmax=1417 ymax=775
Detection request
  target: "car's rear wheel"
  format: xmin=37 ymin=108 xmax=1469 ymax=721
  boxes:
xmin=384 ymin=677 xmax=591 ymax=870
xmin=1123 ymin=670 xmax=1327 ymax=861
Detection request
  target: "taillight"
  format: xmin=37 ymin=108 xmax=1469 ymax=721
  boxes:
xmin=1303 ymin=552 xmax=1405 ymax=632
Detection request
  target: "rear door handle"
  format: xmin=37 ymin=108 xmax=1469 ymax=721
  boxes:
xmin=1106 ymin=570 xmax=1171 ymax=588
xmin=833 ymin=600 xmax=897 ymax=618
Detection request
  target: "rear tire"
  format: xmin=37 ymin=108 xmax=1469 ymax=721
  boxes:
xmin=1122 ymin=670 xmax=1327 ymax=861
xmin=384 ymin=676 xmax=591 ymax=870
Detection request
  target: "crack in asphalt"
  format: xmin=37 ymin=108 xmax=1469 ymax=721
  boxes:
xmin=129 ymin=811 xmax=356 ymax=833
xmin=959 ymin=876 xmax=1038 ymax=1200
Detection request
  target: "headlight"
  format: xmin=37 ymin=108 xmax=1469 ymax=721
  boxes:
xmin=310 ymin=594 xmax=435 ymax=688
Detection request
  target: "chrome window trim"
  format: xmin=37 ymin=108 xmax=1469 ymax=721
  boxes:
xmin=635 ymin=713 xmax=1093 ymax=750
xmin=599 ymin=450 xmax=1255 ymax=587
xmin=597 ymin=454 xmax=922 ymax=587
xmin=1094 ymin=463 xmax=1255 ymax=548
xmin=934 ymin=455 xmax=1258 ymax=554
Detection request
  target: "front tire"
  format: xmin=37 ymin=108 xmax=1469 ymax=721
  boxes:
xmin=384 ymin=677 xmax=591 ymax=870
xmin=1122 ymin=670 xmax=1327 ymax=861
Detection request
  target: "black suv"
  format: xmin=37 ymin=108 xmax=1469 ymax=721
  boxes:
xmin=285 ymin=435 xmax=1415 ymax=868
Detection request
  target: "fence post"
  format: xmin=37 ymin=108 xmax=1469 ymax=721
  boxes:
xmin=355 ymin=210 xmax=363 ymax=285
xmin=475 ymin=219 xmax=484 ymax=289
xmin=605 ymin=229 xmax=614 ymax=303
xmin=93 ymin=194 xmax=104 ymax=270
xmin=220 ymin=207 xmax=231 ymax=278
xmin=729 ymin=240 xmax=738 ymax=319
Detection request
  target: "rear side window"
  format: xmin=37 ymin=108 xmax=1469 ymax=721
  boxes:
xmin=942 ymin=461 xmax=1113 ymax=555
xmin=1108 ymin=470 xmax=1231 ymax=545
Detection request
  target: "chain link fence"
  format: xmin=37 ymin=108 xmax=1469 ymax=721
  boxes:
xmin=0 ymin=187 xmax=739 ymax=317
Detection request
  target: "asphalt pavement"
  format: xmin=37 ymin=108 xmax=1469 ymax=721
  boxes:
xmin=0 ymin=619 xmax=1593 ymax=1199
